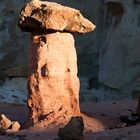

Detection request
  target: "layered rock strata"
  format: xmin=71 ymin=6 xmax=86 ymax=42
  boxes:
xmin=19 ymin=0 xmax=95 ymax=127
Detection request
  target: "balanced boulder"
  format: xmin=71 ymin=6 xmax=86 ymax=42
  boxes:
xmin=18 ymin=0 xmax=95 ymax=128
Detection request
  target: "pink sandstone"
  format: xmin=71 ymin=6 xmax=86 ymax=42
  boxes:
xmin=27 ymin=32 xmax=80 ymax=127
xmin=19 ymin=0 xmax=95 ymax=33
xmin=18 ymin=0 xmax=95 ymax=128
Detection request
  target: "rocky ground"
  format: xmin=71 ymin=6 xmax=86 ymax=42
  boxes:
xmin=0 ymin=100 xmax=139 ymax=140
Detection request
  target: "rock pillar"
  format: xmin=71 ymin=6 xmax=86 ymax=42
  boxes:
xmin=18 ymin=0 xmax=95 ymax=127
xmin=27 ymin=32 xmax=80 ymax=127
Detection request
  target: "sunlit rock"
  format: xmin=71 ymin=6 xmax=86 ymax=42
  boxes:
xmin=18 ymin=0 xmax=95 ymax=33
xmin=27 ymin=32 xmax=81 ymax=127
xmin=0 ymin=114 xmax=11 ymax=131
xmin=19 ymin=0 xmax=94 ymax=127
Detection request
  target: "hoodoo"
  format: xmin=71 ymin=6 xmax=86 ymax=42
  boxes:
xmin=18 ymin=0 xmax=95 ymax=127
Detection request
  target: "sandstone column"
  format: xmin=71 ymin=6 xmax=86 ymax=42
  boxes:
xmin=18 ymin=0 xmax=95 ymax=127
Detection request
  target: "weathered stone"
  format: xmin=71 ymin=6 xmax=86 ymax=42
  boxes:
xmin=18 ymin=0 xmax=95 ymax=33
xmin=19 ymin=0 xmax=95 ymax=127
xmin=18 ymin=0 xmax=95 ymax=128
xmin=99 ymin=0 xmax=140 ymax=96
xmin=27 ymin=32 xmax=80 ymax=127
xmin=0 ymin=0 xmax=98 ymax=81
xmin=11 ymin=121 xmax=20 ymax=131
xmin=0 ymin=0 xmax=98 ymax=103
xmin=46 ymin=0 xmax=99 ymax=78
xmin=0 ymin=77 xmax=27 ymax=105
xmin=0 ymin=114 xmax=12 ymax=131
xmin=0 ymin=114 xmax=20 ymax=132
xmin=58 ymin=116 xmax=84 ymax=140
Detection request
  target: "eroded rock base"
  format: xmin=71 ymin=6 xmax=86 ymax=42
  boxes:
xmin=27 ymin=32 xmax=80 ymax=127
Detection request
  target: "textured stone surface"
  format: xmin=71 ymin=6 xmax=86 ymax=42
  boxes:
xmin=11 ymin=121 xmax=20 ymax=131
xmin=0 ymin=114 xmax=21 ymax=132
xmin=27 ymin=32 xmax=80 ymax=127
xmin=99 ymin=0 xmax=140 ymax=95
xmin=0 ymin=114 xmax=11 ymax=130
xmin=47 ymin=0 xmax=100 ymax=77
xmin=0 ymin=0 xmax=98 ymax=107
xmin=58 ymin=116 xmax=84 ymax=140
xmin=18 ymin=0 xmax=95 ymax=128
xmin=19 ymin=0 xmax=95 ymax=33
xmin=0 ymin=0 xmax=100 ymax=104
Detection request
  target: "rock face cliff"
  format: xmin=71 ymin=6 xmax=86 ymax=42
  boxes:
xmin=27 ymin=32 xmax=81 ymax=127
xmin=0 ymin=0 xmax=29 ymax=79
xmin=99 ymin=0 xmax=140 ymax=99
xmin=1 ymin=0 xmax=140 ymax=103
xmin=0 ymin=0 xmax=100 ymax=103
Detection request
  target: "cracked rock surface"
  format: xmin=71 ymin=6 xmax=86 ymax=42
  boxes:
xmin=18 ymin=0 xmax=95 ymax=33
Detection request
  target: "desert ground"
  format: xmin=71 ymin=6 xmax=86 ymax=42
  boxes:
xmin=0 ymin=100 xmax=140 ymax=140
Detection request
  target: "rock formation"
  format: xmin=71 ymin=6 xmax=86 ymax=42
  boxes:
xmin=18 ymin=0 xmax=95 ymax=127
xmin=0 ymin=0 xmax=98 ymax=105
xmin=58 ymin=116 xmax=84 ymax=140
xmin=2 ymin=0 xmax=140 ymax=104
xmin=99 ymin=0 xmax=140 ymax=95
xmin=0 ymin=114 xmax=20 ymax=132
xmin=10 ymin=121 xmax=20 ymax=132
xmin=0 ymin=0 xmax=98 ymax=82
xmin=19 ymin=0 xmax=95 ymax=33
xmin=0 ymin=114 xmax=11 ymax=131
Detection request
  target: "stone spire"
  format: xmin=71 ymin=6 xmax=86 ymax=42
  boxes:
xmin=18 ymin=0 xmax=95 ymax=128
